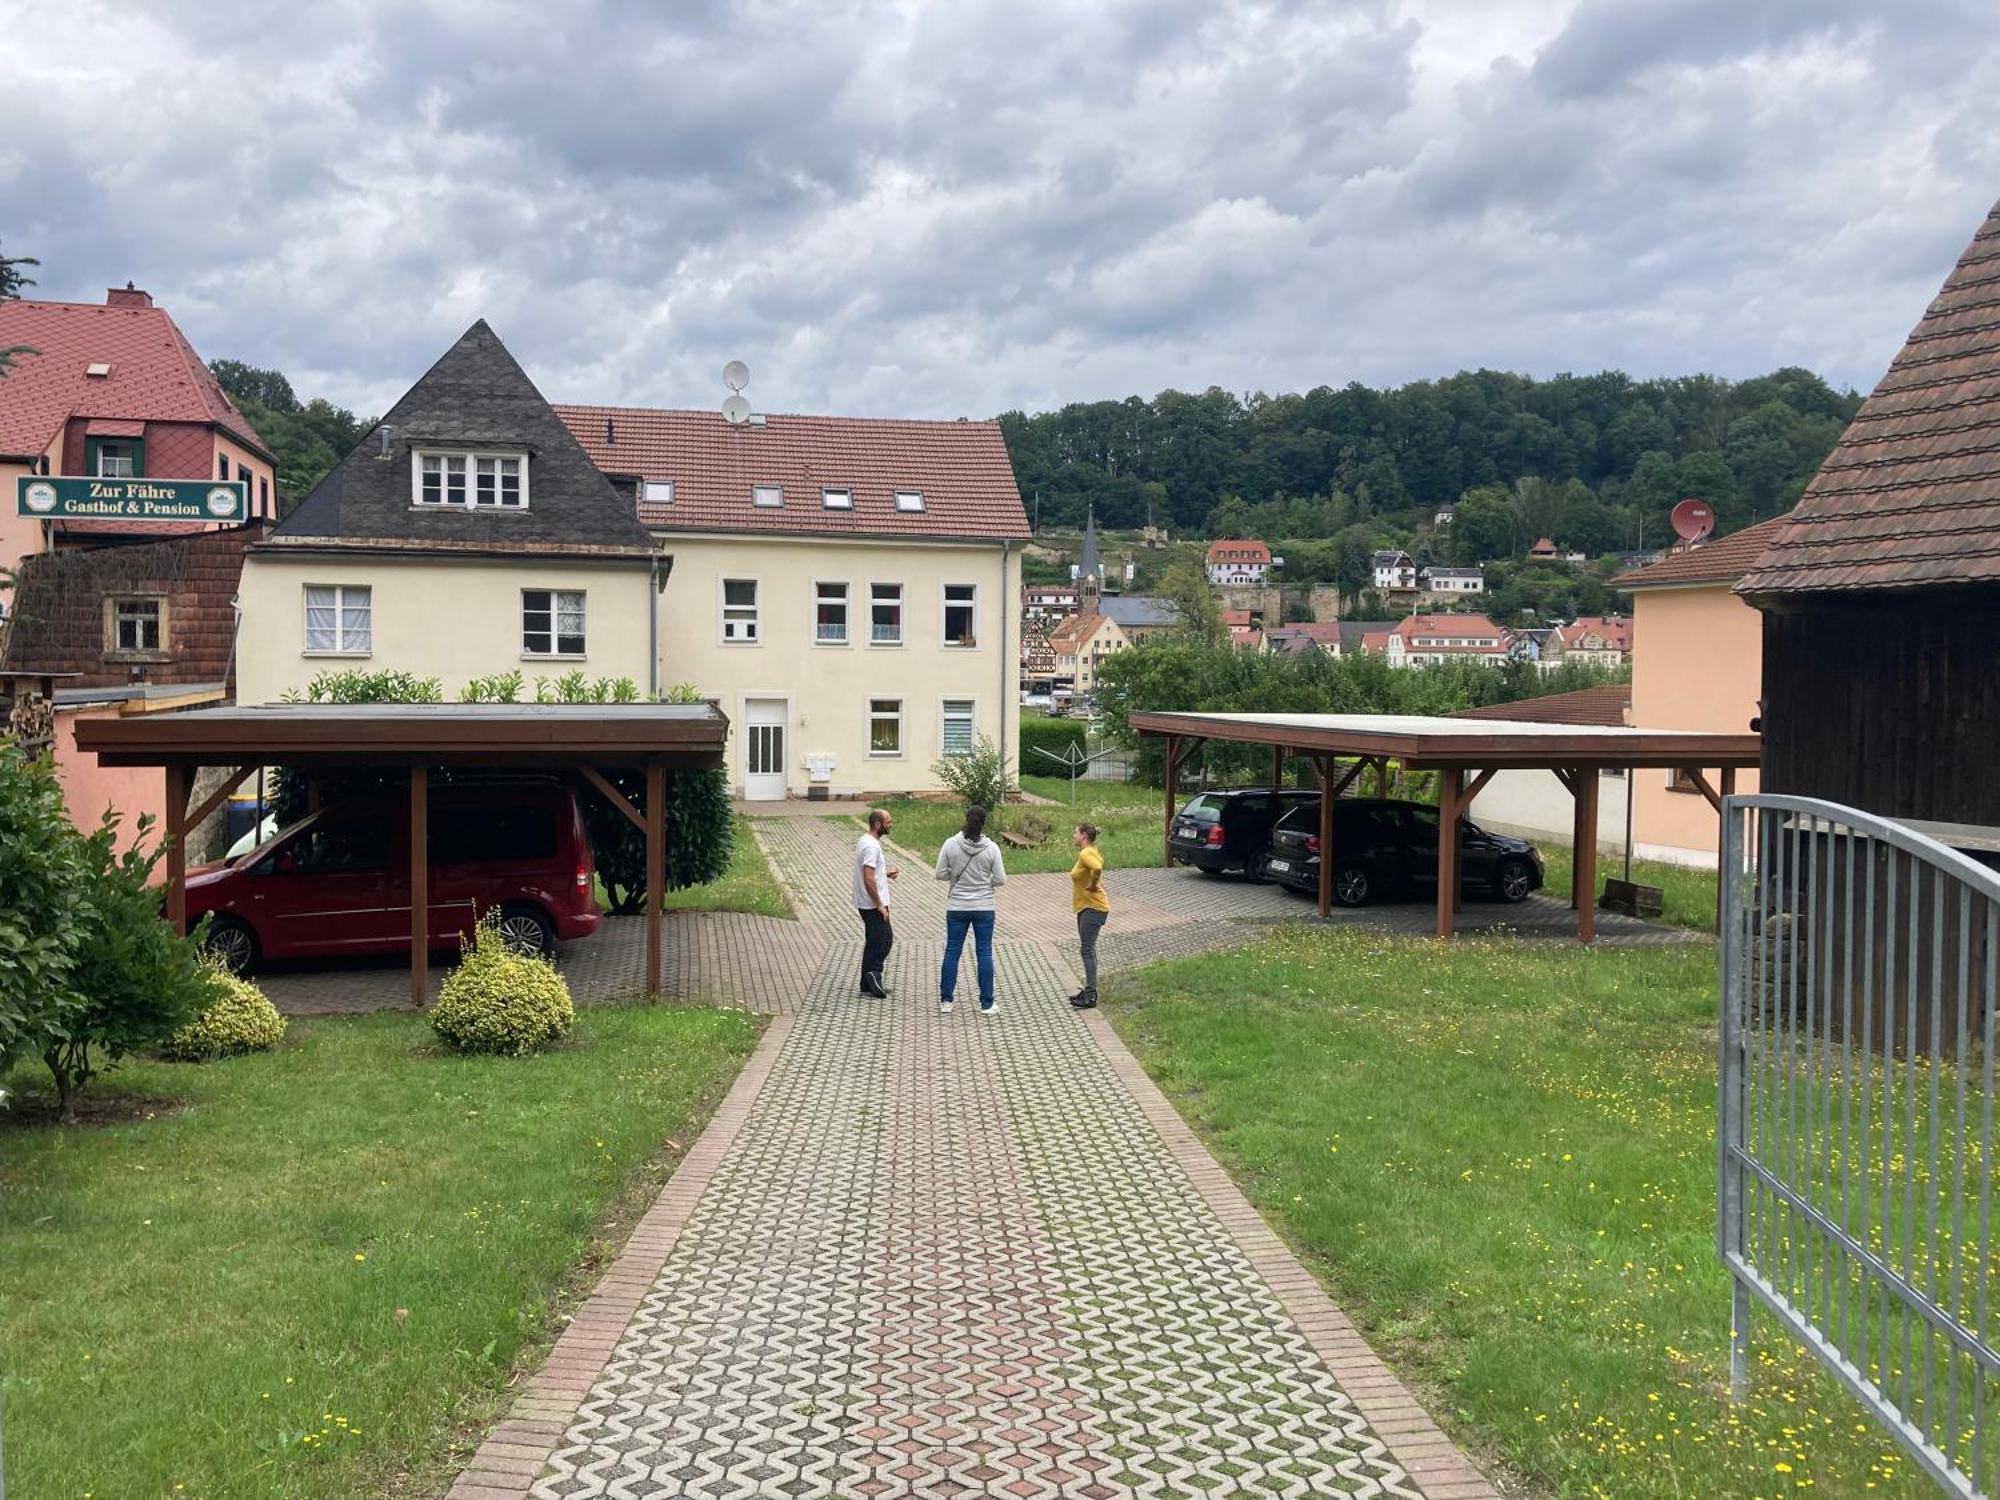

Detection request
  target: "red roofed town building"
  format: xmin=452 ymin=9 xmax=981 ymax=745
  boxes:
xmin=1045 ymin=611 xmax=1127 ymax=695
xmin=1383 ymin=613 xmax=1511 ymax=668
xmin=1541 ymin=615 xmax=1631 ymax=670
xmin=0 ymin=286 xmax=277 ymax=576
xmin=1204 ymin=537 xmax=1271 ymax=584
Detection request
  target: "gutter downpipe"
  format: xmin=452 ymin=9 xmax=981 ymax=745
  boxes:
xmin=1000 ymin=539 xmax=1012 ymax=781
xmin=648 ymin=553 xmax=663 ymax=700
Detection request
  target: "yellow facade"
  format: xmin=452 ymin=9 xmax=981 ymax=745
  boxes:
xmin=235 ymin=550 xmax=658 ymax=704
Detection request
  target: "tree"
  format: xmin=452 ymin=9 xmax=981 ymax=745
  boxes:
xmin=1156 ymin=558 xmax=1223 ymax=644
xmin=1449 ymin=485 xmax=1515 ymax=563
xmin=211 ymin=359 xmax=374 ymax=514
xmin=0 ymin=241 xmax=39 ymax=377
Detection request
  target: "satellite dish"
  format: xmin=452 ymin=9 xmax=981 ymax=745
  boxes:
xmin=722 ymin=394 xmax=752 ymax=426
xmin=1670 ymin=498 xmax=1716 ymax=543
xmin=722 ymin=360 xmax=750 ymax=392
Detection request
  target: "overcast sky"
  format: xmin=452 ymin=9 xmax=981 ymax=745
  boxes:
xmin=7 ymin=0 xmax=2000 ymax=421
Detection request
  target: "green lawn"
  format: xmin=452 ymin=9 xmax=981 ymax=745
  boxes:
xmin=660 ymin=816 xmax=795 ymax=918
xmin=0 ymin=1005 xmax=759 ymax=1499
xmin=875 ymin=775 xmax=1166 ymax=875
xmin=1108 ymin=926 xmax=1930 ymax=1499
xmin=1540 ymin=845 xmax=1719 ymax=932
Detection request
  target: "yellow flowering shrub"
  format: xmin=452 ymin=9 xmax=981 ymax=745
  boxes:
xmin=430 ymin=916 xmax=574 ymax=1057
xmin=162 ymin=967 xmax=288 ymax=1060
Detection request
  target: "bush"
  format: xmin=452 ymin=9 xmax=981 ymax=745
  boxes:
xmin=580 ymin=684 xmax=733 ymax=914
xmin=431 ymin=917 xmax=575 ymax=1057
xmin=930 ymin=734 xmax=1013 ymax=820
xmin=1019 ymin=715 xmax=1087 ymax=771
xmin=163 ymin=968 xmax=287 ymax=1060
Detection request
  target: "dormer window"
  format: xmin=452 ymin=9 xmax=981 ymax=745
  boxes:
xmin=413 ymin=449 xmax=527 ymax=508
xmin=821 ymin=487 xmax=852 ymax=510
xmin=643 ymin=480 xmax=674 ymax=505
xmin=895 ymin=489 xmax=925 ymax=512
xmin=752 ymin=484 xmax=783 ymax=508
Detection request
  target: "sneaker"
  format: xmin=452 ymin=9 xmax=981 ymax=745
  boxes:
xmin=979 ymin=998 xmax=999 ymax=1016
xmin=867 ymin=973 xmax=894 ymax=997
xmin=939 ymin=997 xmax=955 ymax=1014
xmin=860 ymin=982 xmax=889 ymax=1000
xmin=1068 ymin=989 xmax=1088 ymax=1006
xmin=1070 ymin=989 xmax=1098 ymax=1010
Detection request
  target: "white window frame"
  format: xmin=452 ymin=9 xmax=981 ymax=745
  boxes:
xmin=720 ymin=577 xmax=760 ymax=645
xmin=895 ymin=489 xmax=925 ymax=512
xmin=411 ymin=448 xmax=529 ymax=509
xmin=751 ymin=483 xmax=783 ymax=509
xmin=821 ymin=486 xmax=853 ymax=510
xmin=940 ymin=583 xmax=978 ymax=649
xmin=95 ymin=440 xmax=138 ymax=478
xmin=814 ymin=580 xmax=849 ymax=645
xmin=868 ymin=697 xmax=904 ymax=757
xmin=106 ymin=595 xmax=165 ymax=656
xmin=642 ymin=479 xmax=675 ymax=505
xmin=940 ymin=697 xmax=977 ymax=758
xmin=869 ymin=582 xmax=904 ymax=646
xmin=522 ymin=588 xmax=586 ymax=658
xmin=303 ymin=584 xmax=372 ymax=657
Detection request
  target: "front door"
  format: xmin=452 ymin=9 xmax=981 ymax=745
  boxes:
xmin=743 ymin=698 xmax=788 ymax=801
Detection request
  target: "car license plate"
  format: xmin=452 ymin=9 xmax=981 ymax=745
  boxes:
xmin=1266 ymin=858 xmax=1289 ymax=873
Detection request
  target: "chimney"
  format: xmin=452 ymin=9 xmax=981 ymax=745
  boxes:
xmin=106 ymin=282 xmax=152 ymax=309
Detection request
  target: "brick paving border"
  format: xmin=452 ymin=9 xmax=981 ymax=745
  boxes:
xmin=445 ymin=1013 xmax=796 ymax=1499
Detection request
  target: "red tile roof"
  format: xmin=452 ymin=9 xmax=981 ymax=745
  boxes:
xmin=1395 ymin=613 xmax=1509 ymax=640
xmin=1206 ymin=538 xmax=1272 ymax=565
xmin=1451 ymin=684 xmax=1632 ymax=727
xmin=1218 ymin=608 xmax=1253 ymax=627
xmin=1611 ymin=514 xmax=1796 ymax=589
xmin=0 ymin=293 xmax=267 ymax=460
xmin=552 ymin=404 xmax=1029 ymax=541
xmin=1739 ymin=199 xmax=2000 ymax=595
xmin=1552 ymin=615 xmax=1631 ymax=652
xmin=1047 ymin=612 xmax=1108 ymax=651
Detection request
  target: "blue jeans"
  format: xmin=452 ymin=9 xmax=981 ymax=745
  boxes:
xmin=941 ymin=910 xmax=996 ymax=1005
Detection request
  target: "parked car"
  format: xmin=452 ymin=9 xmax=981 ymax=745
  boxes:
xmin=1167 ymin=786 xmax=1321 ymax=877
xmin=1258 ymin=797 xmax=1544 ymax=905
xmin=184 ymin=780 xmax=601 ymax=974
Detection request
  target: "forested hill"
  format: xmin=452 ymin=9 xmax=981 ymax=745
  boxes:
xmin=998 ymin=367 xmax=1860 ymax=559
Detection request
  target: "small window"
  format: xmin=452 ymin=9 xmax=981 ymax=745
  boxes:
xmin=722 ymin=578 xmax=759 ymax=643
xmin=415 ymin=450 xmax=526 ymax=508
xmin=941 ymin=699 xmax=975 ymax=756
xmin=523 ymin=589 xmax=586 ymax=657
xmin=942 ymin=584 xmax=976 ymax=647
xmin=474 ymin=455 xmax=523 ymax=507
xmin=107 ymin=597 xmax=163 ymax=655
xmin=643 ymin=479 xmax=675 ymax=505
xmin=259 ymin=476 xmax=270 ymax=515
xmin=895 ymin=489 xmax=925 ymax=512
xmin=93 ymin=439 xmax=140 ymax=478
xmin=815 ymin=581 xmax=849 ymax=644
xmin=871 ymin=583 xmax=903 ymax=644
xmin=419 ymin=453 xmax=466 ymax=506
xmin=821 ymin=487 xmax=853 ymax=510
xmin=752 ymin=484 xmax=783 ymax=509
xmin=304 ymin=584 xmax=371 ymax=654
xmin=217 ymin=454 xmax=230 ymax=480
xmin=869 ymin=698 xmax=903 ymax=756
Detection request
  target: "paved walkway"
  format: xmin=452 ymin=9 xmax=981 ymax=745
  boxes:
xmin=449 ymin=816 xmax=1504 ymax=1499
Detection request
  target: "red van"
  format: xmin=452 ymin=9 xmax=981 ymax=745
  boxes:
xmin=185 ymin=781 xmax=601 ymax=973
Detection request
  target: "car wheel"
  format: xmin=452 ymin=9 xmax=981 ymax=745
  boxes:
xmin=1495 ymin=857 xmax=1536 ymax=904
xmin=204 ymin=915 xmax=260 ymax=976
xmin=1334 ymin=864 xmax=1372 ymax=907
xmin=496 ymin=902 xmax=557 ymax=957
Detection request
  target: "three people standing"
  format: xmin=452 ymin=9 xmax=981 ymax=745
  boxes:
xmin=852 ymin=807 xmax=898 ymax=998
xmin=934 ymin=804 xmax=1008 ymax=1015
xmin=1069 ymin=822 xmax=1109 ymax=1009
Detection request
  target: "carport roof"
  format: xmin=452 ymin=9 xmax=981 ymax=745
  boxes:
xmin=74 ymin=701 xmax=729 ymax=768
xmin=1126 ymin=709 xmax=1758 ymax=769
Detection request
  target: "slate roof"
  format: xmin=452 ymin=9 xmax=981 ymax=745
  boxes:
xmin=1078 ymin=509 xmax=1103 ymax=578
xmin=0 ymin=291 xmax=267 ymax=459
xmin=1738 ymin=199 xmax=2000 ymax=595
xmin=1612 ymin=514 xmax=1796 ymax=589
xmin=1098 ymin=595 xmax=1179 ymax=629
xmin=552 ymin=403 xmax=1029 ymax=542
xmin=273 ymin=322 xmax=654 ymax=558
xmin=1451 ymin=683 xmax=1632 ymax=728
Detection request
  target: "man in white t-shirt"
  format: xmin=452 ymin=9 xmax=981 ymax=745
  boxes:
xmin=853 ymin=807 xmax=900 ymax=998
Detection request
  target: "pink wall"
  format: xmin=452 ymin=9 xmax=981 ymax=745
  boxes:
xmin=53 ymin=705 xmax=166 ymax=859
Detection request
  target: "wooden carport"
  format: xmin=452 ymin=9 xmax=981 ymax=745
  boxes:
xmin=1129 ymin=710 xmax=1759 ymax=942
xmin=74 ymin=702 xmax=729 ymax=1002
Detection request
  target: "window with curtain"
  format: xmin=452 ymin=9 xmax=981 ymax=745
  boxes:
xmin=815 ymin=582 xmax=848 ymax=643
xmin=871 ymin=582 xmax=903 ymax=644
xmin=523 ymin=589 xmax=586 ymax=656
xmin=869 ymin=698 xmax=903 ymax=755
xmin=304 ymin=585 xmax=371 ymax=654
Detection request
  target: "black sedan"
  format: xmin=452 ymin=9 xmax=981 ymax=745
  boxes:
xmin=1258 ymin=797 xmax=1545 ymax=905
xmin=1167 ymin=787 xmax=1321 ymax=878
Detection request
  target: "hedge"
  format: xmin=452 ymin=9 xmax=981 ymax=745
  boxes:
xmin=1019 ymin=715 xmax=1087 ymax=771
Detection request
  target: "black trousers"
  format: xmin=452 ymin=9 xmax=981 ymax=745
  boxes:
xmin=858 ymin=907 xmax=894 ymax=989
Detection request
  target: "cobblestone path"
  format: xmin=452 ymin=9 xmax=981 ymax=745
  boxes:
xmin=453 ymin=814 xmax=1498 ymax=1499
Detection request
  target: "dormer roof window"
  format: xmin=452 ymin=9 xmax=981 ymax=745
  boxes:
xmin=413 ymin=449 xmax=527 ymax=509
xmin=821 ymin=487 xmax=852 ymax=510
xmin=895 ymin=489 xmax=925 ymax=512
xmin=752 ymin=483 xmax=783 ymax=508
xmin=642 ymin=479 xmax=674 ymax=505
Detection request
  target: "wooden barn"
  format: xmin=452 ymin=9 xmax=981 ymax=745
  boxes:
xmin=1738 ymin=197 xmax=2000 ymax=844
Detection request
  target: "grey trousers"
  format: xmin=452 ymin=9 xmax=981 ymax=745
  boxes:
xmin=1076 ymin=907 xmax=1108 ymax=990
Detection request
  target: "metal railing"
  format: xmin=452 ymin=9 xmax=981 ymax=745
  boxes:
xmin=1720 ymin=794 xmax=2000 ymax=1495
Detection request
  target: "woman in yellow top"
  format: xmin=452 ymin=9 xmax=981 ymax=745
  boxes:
xmin=1068 ymin=822 xmax=1109 ymax=1010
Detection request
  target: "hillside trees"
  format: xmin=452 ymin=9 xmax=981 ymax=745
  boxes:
xmin=211 ymin=359 xmax=374 ymax=515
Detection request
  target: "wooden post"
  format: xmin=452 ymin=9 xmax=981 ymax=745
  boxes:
xmin=1317 ymin=755 xmax=1336 ymax=918
xmin=645 ymin=762 xmax=665 ymax=1000
xmin=410 ymin=765 xmax=428 ymax=1006
xmin=1716 ymin=766 xmax=1737 ymax=930
xmin=164 ymin=762 xmax=189 ymax=934
xmin=1435 ymin=766 xmax=1461 ymax=940
xmin=1374 ymin=757 xmax=1390 ymax=798
xmin=1577 ymin=769 xmax=1600 ymax=945
xmin=1271 ymin=743 xmax=1285 ymax=789
xmin=305 ymin=773 xmax=321 ymax=815
xmin=1162 ymin=736 xmax=1180 ymax=869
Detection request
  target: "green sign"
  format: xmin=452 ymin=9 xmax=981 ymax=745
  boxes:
xmin=16 ymin=475 xmax=247 ymax=523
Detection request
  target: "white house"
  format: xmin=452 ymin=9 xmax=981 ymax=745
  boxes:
xmin=1205 ymin=538 xmax=1272 ymax=584
xmin=1382 ymin=613 xmax=1511 ymax=667
xmin=1421 ymin=565 xmax=1484 ymax=595
xmin=1371 ymin=549 xmax=1418 ymax=591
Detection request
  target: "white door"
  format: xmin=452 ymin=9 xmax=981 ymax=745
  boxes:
xmin=742 ymin=698 xmax=788 ymax=801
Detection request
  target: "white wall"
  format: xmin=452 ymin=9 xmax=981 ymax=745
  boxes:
xmin=1469 ymin=768 xmax=1633 ymax=856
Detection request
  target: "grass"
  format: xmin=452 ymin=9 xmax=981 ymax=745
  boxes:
xmin=874 ymin=774 xmax=1165 ymax=875
xmin=659 ymin=816 xmax=795 ymax=918
xmin=0 ymin=1004 xmax=759 ymax=1499
xmin=1540 ymin=845 xmax=1719 ymax=932
xmin=1107 ymin=925 xmax=1934 ymax=1499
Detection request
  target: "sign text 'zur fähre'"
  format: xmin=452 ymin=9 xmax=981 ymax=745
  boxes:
xmin=15 ymin=475 xmax=247 ymax=523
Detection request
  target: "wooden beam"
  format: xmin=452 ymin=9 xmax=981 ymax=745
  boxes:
xmin=1318 ymin=756 xmax=1368 ymax=801
xmin=1435 ymin=767 xmax=1461 ymax=940
xmin=305 ymin=773 xmax=321 ymax=815
xmin=1550 ymin=767 xmax=1578 ymax=797
xmin=1317 ymin=756 xmax=1336 ymax=918
xmin=1576 ymin=769 xmax=1600 ymax=945
xmin=645 ymin=763 xmax=666 ymax=1000
xmin=164 ymin=762 xmax=188 ymax=935
xmin=410 ymin=766 xmax=429 ymax=1006
xmin=1163 ymin=736 xmax=1181 ymax=869
xmin=580 ymin=766 xmax=644 ymax=833
xmin=1684 ymin=767 xmax=1723 ymax=814
xmin=1373 ymin=757 xmax=1390 ymax=798
xmin=1461 ymin=767 xmax=1499 ymax=808
xmin=183 ymin=764 xmax=258 ymax=839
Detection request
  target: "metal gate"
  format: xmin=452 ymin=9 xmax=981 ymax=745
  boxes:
xmin=1720 ymin=794 xmax=2000 ymax=1494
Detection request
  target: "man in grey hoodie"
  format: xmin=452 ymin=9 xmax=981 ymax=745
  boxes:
xmin=933 ymin=804 xmax=1008 ymax=1015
